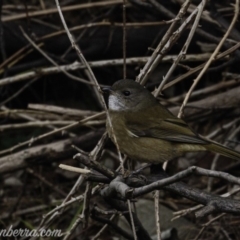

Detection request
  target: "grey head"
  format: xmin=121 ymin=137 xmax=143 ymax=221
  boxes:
xmin=104 ymin=79 xmax=158 ymax=112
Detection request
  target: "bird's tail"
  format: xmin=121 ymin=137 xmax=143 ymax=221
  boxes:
xmin=206 ymin=142 xmax=240 ymax=161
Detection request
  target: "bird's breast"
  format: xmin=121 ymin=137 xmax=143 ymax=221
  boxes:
xmin=106 ymin=111 xmax=175 ymax=163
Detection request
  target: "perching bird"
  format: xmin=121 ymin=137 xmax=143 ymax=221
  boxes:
xmin=103 ymin=79 xmax=240 ymax=163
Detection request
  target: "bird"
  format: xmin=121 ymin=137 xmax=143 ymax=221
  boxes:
xmin=102 ymin=79 xmax=240 ymax=164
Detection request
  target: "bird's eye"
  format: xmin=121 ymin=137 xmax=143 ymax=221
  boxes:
xmin=122 ymin=91 xmax=131 ymax=96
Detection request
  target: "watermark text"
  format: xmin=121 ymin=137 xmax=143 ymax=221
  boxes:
xmin=0 ymin=225 xmax=63 ymax=238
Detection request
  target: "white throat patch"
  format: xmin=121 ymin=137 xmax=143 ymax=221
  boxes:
xmin=108 ymin=95 xmax=125 ymax=111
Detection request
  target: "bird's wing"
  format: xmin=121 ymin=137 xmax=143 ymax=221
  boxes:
xmin=127 ymin=117 xmax=207 ymax=144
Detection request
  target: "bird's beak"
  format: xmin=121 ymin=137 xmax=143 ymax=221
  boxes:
xmin=101 ymin=86 xmax=113 ymax=94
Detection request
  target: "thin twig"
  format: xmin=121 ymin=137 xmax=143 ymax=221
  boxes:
xmin=81 ymin=182 xmax=92 ymax=229
xmin=154 ymin=0 xmax=207 ymax=96
xmin=154 ymin=190 xmax=161 ymax=240
xmin=178 ymin=0 xmax=240 ymax=118
xmin=170 ymin=79 xmax=240 ymax=103
xmin=59 ymin=164 xmax=91 ymax=174
xmin=92 ymin=214 xmax=117 ymax=240
xmin=127 ymin=200 xmax=137 ymax=240
xmin=2 ymin=0 xmax=123 ymax=22
xmin=20 ymin=26 xmax=91 ymax=85
xmin=0 ymin=120 xmax=104 ymax=131
xmin=137 ymin=0 xmax=191 ymax=85
xmin=194 ymin=213 xmax=226 ymax=240
xmin=123 ymin=0 xmax=127 ymax=79
xmin=0 ymin=111 xmax=105 ymax=156
xmin=162 ymin=42 xmax=240 ymax=91
xmin=207 ymin=124 xmax=240 ymax=192
xmin=55 ymin=0 xmax=125 ymax=174
xmin=27 ymin=168 xmax=67 ymax=196
xmin=0 ymin=54 xmax=216 ymax=88
xmin=0 ymin=78 xmax=37 ymax=106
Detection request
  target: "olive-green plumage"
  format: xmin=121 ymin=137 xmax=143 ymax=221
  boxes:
xmin=105 ymin=80 xmax=240 ymax=163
